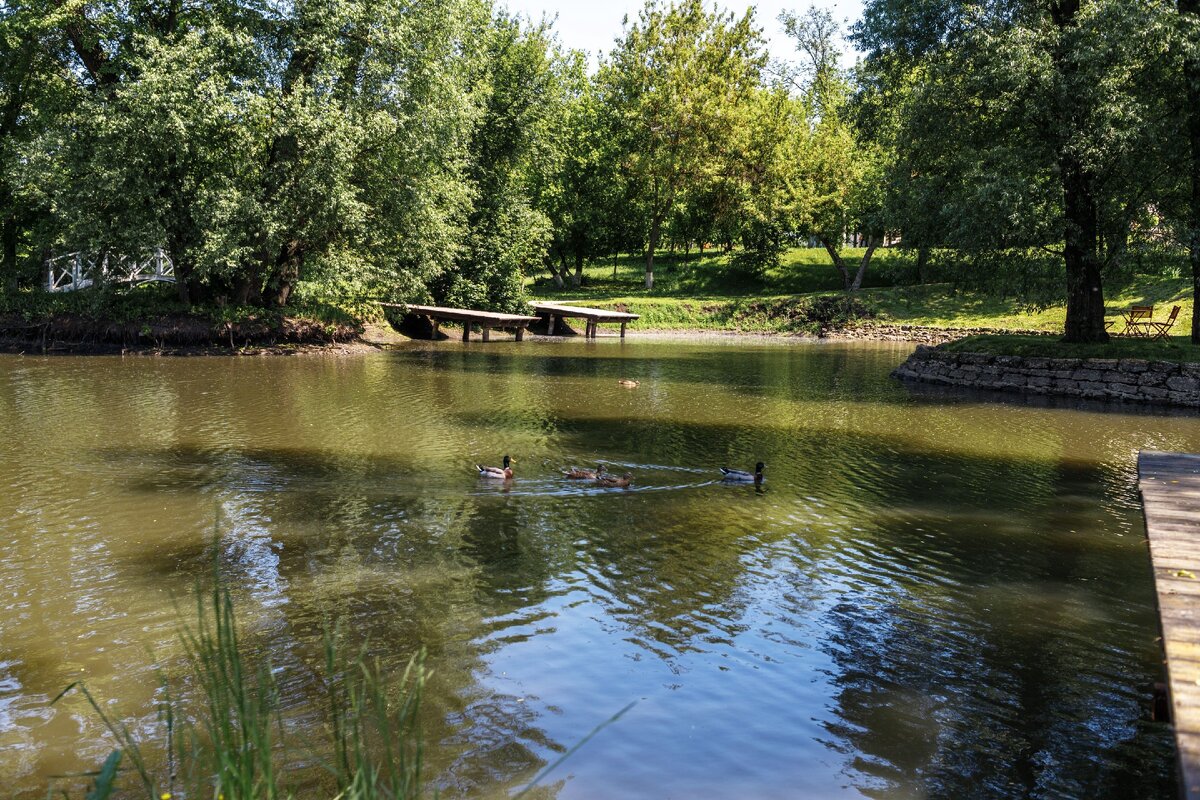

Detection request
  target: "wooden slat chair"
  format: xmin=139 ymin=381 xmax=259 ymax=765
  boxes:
xmin=1118 ymin=305 xmax=1155 ymax=337
xmin=1149 ymin=305 xmax=1182 ymax=341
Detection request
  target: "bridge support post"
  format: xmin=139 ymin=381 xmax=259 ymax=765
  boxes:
xmin=462 ymin=324 xmax=470 ymax=343
xmin=482 ymin=327 xmax=491 ymax=342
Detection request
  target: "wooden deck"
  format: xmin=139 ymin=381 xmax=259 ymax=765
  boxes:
xmin=1138 ymin=450 xmax=1200 ymax=799
xmin=382 ymin=303 xmax=540 ymax=342
xmin=530 ymin=302 xmax=639 ymax=338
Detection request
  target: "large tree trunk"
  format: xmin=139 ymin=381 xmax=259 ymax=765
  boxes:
xmin=267 ymin=240 xmax=303 ymax=307
xmin=1185 ymin=0 xmax=1200 ymax=343
xmin=916 ymin=246 xmax=930 ymax=284
xmin=820 ymin=236 xmax=851 ymax=290
xmin=572 ymin=250 xmax=584 ymax=287
xmin=1060 ymin=154 xmax=1108 ymax=342
xmin=1052 ymin=0 xmax=1108 ymax=343
xmin=646 ymin=216 xmax=663 ymax=290
xmin=1 ymin=215 xmax=17 ymax=294
xmin=849 ymin=236 xmax=880 ymax=291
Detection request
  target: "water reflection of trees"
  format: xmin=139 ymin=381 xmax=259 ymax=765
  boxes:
xmin=802 ymin=454 xmax=1176 ymax=798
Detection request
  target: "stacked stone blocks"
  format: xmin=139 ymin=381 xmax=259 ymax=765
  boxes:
xmin=892 ymin=346 xmax=1200 ymax=407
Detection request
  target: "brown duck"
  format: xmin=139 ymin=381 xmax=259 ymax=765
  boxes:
xmin=564 ymin=463 xmax=606 ymax=480
xmin=595 ymin=472 xmax=633 ymax=488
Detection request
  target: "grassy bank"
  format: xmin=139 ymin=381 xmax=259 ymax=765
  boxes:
xmin=529 ymin=247 xmax=1195 ymax=338
xmin=940 ymin=334 xmax=1200 ymax=363
xmin=0 ymin=285 xmax=363 ymax=352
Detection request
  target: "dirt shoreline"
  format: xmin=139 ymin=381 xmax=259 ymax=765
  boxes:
xmin=0 ymin=318 xmax=1056 ymax=356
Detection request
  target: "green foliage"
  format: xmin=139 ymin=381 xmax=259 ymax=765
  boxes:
xmin=598 ymin=0 xmax=769 ymax=288
xmin=852 ymin=0 xmax=1181 ymax=338
xmin=3 ymin=0 xmax=1193 ymax=336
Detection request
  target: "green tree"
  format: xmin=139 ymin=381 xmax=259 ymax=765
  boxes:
xmin=784 ymin=6 xmax=887 ymax=292
xmin=599 ymin=0 xmax=766 ymax=290
xmin=0 ymin=2 xmax=75 ymax=292
xmin=13 ymin=0 xmax=485 ymax=309
xmin=432 ymin=10 xmax=560 ymax=312
xmin=853 ymin=0 xmax=1176 ymax=341
xmin=539 ymin=50 xmax=625 ymax=288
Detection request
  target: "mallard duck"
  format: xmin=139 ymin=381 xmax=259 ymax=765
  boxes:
xmin=564 ymin=463 xmax=606 ymax=480
xmin=720 ymin=462 xmax=765 ymax=483
xmin=595 ymin=472 xmax=633 ymax=488
xmin=617 ymin=379 xmax=639 ymax=387
xmin=477 ymin=455 xmax=514 ymax=480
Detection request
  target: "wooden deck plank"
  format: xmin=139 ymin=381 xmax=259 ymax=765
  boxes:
xmin=1139 ymin=450 xmax=1200 ymax=799
xmin=529 ymin=301 xmax=640 ymax=322
xmin=381 ymin=303 xmax=539 ymax=325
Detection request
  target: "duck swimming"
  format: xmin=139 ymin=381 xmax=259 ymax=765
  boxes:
xmin=595 ymin=472 xmax=633 ymax=488
xmin=617 ymin=379 xmax=639 ymax=387
xmin=720 ymin=462 xmax=764 ymax=483
xmin=564 ymin=463 xmax=606 ymax=480
xmin=477 ymin=455 xmax=515 ymax=480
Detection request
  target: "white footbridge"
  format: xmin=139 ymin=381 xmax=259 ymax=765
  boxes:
xmin=46 ymin=249 xmax=175 ymax=292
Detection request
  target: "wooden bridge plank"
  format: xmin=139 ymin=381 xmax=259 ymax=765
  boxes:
xmin=529 ymin=301 xmax=639 ymax=339
xmin=380 ymin=302 xmax=538 ymax=341
xmin=381 ymin=303 xmax=539 ymax=325
xmin=529 ymin=301 xmax=640 ymax=322
xmin=1139 ymin=450 xmax=1200 ymax=800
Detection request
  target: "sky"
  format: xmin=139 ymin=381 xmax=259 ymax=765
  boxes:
xmin=501 ymin=0 xmax=865 ymax=68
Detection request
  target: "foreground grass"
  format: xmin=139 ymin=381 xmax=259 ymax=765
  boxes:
xmin=530 ymin=247 xmax=1195 ymax=337
xmin=53 ymin=576 xmax=428 ymax=800
xmin=51 ymin=548 xmax=625 ymax=800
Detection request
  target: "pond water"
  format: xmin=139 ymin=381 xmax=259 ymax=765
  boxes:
xmin=0 ymin=337 xmax=1188 ymax=798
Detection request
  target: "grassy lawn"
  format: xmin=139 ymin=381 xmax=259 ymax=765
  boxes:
xmin=941 ymin=334 xmax=1200 ymax=363
xmin=529 ymin=246 xmax=1195 ymax=337
xmin=530 ymin=246 xmax=908 ymax=299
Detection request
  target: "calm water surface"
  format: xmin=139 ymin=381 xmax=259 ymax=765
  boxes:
xmin=0 ymin=337 xmax=1188 ymax=797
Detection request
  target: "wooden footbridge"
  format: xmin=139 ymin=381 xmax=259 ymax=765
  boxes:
xmin=1138 ymin=450 xmax=1200 ymax=798
xmin=530 ymin=302 xmax=640 ymax=338
xmin=381 ymin=304 xmax=540 ymax=342
xmin=382 ymin=301 xmax=638 ymax=341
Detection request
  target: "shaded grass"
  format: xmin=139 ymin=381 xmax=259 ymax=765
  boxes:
xmin=940 ymin=334 xmax=1200 ymax=363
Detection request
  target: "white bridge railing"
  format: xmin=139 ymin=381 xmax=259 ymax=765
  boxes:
xmin=46 ymin=249 xmax=175 ymax=292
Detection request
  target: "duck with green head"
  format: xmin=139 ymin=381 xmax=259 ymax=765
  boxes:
xmin=720 ymin=462 xmax=764 ymax=483
xmin=477 ymin=455 xmax=515 ymax=480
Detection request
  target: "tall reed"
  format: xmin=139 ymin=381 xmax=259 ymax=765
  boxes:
xmin=53 ymin=567 xmax=427 ymax=800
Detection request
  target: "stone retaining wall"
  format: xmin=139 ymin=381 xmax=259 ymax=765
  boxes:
xmin=829 ymin=324 xmax=1056 ymax=345
xmin=893 ymin=346 xmax=1200 ymax=407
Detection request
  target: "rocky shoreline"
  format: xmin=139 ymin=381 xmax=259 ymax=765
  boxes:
xmin=893 ymin=345 xmax=1200 ymax=408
